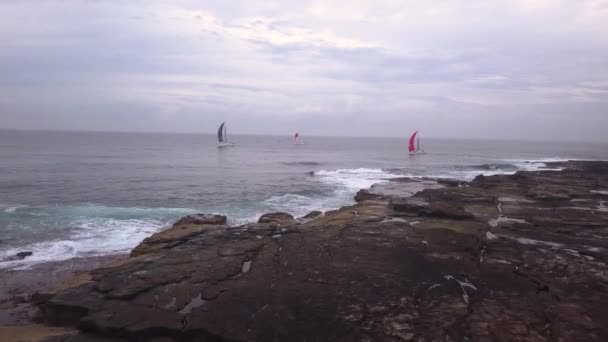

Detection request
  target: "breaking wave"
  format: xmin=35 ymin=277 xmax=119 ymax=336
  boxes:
xmin=0 ymin=205 xmax=197 ymax=270
xmin=313 ymin=168 xmax=403 ymax=191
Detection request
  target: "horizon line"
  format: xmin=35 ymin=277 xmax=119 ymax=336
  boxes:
xmin=1 ymin=127 xmax=606 ymax=144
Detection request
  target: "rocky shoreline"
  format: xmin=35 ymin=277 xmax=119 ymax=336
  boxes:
xmin=3 ymin=160 xmax=608 ymax=341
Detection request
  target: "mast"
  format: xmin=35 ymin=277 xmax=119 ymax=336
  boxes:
xmin=224 ymin=124 xmax=228 ymax=143
xmin=417 ymin=132 xmax=420 ymax=151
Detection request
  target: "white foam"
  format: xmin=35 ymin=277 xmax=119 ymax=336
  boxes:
xmin=515 ymin=237 xmax=563 ymax=249
xmin=444 ymin=275 xmax=477 ymax=303
xmin=488 ymin=216 xmax=529 ymax=228
xmin=1 ymin=204 xmax=28 ymax=213
xmin=262 ymin=194 xmax=329 ymax=218
xmin=590 ymin=190 xmax=608 ymax=195
xmin=314 ymin=168 xmax=402 ymax=191
xmin=0 ymin=210 xmax=184 ymax=270
xmin=509 ymin=158 xmax=568 ymax=172
xmin=486 ymin=231 xmax=498 ymax=240
xmin=380 ymin=217 xmax=408 ymax=224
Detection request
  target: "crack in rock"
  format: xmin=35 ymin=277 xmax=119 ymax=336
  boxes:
xmin=444 ymin=275 xmax=477 ymax=304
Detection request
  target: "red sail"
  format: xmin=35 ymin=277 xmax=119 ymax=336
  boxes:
xmin=408 ymin=131 xmax=418 ymax=152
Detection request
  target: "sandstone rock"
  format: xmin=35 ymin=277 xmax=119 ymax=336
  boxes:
xmin=257 ymin=212 xmax=294 ymax=225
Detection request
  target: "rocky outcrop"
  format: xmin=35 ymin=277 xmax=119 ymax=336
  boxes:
xmin=37 ymin=161 xmax=608 ymax=341
xmin=257 ymin=212 xmax=294 ymax=225
xmin=130 ymin=214 xmax=227 ymax=257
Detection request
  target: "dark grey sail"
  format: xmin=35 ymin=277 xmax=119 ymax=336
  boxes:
xmin=217 ymin=122 xmax=225 ymax=143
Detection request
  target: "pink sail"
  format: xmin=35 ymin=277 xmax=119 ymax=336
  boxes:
xmin=408 ymin=131 xmax=418 ymax=152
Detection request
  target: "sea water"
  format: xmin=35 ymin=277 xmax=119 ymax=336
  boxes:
xmin=1 ymin=130 xmax=607 ymax=269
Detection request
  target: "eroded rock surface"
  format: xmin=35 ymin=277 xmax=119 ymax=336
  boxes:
xmin=257 ymin=212 xmax=295 ymax=225
xmin=38 ymin=161 xmax=608 ymax=341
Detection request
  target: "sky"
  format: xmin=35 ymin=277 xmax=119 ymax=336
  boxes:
xmin=1 ymin=0 xmax=607 ymax=141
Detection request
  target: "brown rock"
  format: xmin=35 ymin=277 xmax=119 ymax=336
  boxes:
xmin=257 ymin=212 xmax=295 ymax=225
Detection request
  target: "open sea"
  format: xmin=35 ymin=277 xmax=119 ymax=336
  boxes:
xmin=1 ymin=130 xmax=607 ymax=269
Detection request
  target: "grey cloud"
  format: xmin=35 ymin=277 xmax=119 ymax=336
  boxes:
xmin=0 ymin=0 xmax=607 ymax=141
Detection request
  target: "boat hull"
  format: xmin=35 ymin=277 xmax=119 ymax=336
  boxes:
xmin=217 ymin=143 xmax=235 ymax=148
xmin=408 ymin=151 xmax=427 ymax=155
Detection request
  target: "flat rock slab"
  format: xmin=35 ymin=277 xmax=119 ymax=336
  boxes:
xmin=38 ymin=161 xmax=608 ymax=341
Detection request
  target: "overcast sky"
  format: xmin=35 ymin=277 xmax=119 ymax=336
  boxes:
xmin=1 ymin=0 xmax=607 ymax=141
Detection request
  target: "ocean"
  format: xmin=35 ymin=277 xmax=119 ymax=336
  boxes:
xmin=1 ymin=130 xmax=607 ymax=269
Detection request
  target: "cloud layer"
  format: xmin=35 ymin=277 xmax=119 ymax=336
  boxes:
xmin=1 ymin=0 xmax=607 ymax=140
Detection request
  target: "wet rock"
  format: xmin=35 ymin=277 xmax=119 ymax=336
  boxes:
xmin=2 ymin=251 xmax=33 ymax=262
xmin=16 ymin=251 xmax=33 ymax=259
xmin=257 ymin=212 xmax=294 ymax=225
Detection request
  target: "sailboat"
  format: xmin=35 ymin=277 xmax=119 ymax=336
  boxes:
xmin=217 ymin=122 xmax=235 ymax=148
xmin=408 ymin=130 xmax=426 ymax=155
xmin=294 ymin=132 xmax=304 ymax=145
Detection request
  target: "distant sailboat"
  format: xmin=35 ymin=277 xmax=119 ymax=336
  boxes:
xmin=217 ymin=122 xmax=235 ymax=148
xmin=408 ymin=130 xmax=426 ymax=155
xmin=294 ymin=132 xmax=304 ymax=144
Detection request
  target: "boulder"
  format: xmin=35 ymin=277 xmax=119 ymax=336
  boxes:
xmin=257 ymin=212 xmax=295 ymax=225
xmin=16 ymin=251 xmax=33 ymax=259
xmin=173 ymin=214 xmax=226 ymax=226
xmin=354 ymin=189 xmax=382 ymax=202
